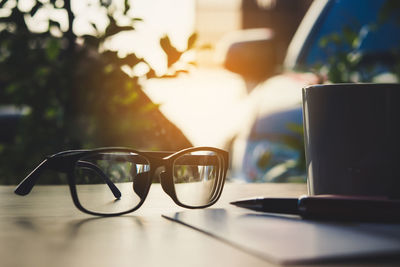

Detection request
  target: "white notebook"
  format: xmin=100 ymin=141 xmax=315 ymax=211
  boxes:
xmin=163 ymin=208 xmax=400 ymax=264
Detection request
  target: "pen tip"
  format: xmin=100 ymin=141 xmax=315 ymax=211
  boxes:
xmin=230 ymin=197 xmax=300 ymax=214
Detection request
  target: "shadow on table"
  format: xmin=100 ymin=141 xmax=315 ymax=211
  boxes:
xmin=13 ymin=215 xmax=145 ymax=247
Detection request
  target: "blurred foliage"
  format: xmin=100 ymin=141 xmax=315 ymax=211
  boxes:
xmin=283 ymin=123 xmax=305 ymax=173
xmin=258 ymin=123 xmax=306 ymax=183
xmin=317 ymin=27 xmax=400 ymax=83
xmin=0 ymin=0 xmax=198 ymax=184
xmin=316 ymin=0 xmax=400 ymax=83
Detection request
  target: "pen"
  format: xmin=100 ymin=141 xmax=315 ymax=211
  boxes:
xmin=230 ymin=195 xmax=400 ymax=222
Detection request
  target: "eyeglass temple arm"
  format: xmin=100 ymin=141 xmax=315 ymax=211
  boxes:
xmin=75 ymin=161 xmax=121 ymax=199
xmin=15 ymin=159 xmax=122 ymax=199
xmin=14 ymin=159 xmax=49 ymax=196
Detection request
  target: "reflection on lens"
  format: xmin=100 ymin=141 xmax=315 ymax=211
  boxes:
xmin=74 ymin=151 xmax=150 ymax=214
xmin=173 ymin=150 xmax=222 ymax=207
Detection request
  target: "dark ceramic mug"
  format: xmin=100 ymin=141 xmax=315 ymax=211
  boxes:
xmin=302 ymin=83 xmax=400 ymax=198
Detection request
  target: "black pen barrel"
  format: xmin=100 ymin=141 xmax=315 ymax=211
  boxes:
xmin=260 ymin=198 xmax=299 ymax=214
xmin=298 ymin=196 xmax=400 ymax=222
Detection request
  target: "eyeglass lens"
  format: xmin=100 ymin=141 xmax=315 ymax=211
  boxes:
xmin=173 ymin=150 xmax=222 ymax=207
xmin=74 ymin=152 xmax=150 ymax=214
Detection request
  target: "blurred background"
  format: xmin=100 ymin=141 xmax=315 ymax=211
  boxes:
xmin=1 ymin=0 xmax=399 ymax=184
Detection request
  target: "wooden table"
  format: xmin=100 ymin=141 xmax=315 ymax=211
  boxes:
xmin=0 ymin=183 xmax=397 ymax=267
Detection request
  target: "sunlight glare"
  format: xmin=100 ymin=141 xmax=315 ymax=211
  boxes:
xmin=144 ymin=69 xmax=248 ymax=147
xmin=106 ymin=0 xmax=195 ymax=74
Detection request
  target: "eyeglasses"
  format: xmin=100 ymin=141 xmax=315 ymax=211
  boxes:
xmin=15 ymin=147 xmax=228 ymax=216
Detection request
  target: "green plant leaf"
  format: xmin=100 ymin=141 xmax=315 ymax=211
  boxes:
xmin=160 ymin=35 xmax=182 ymax=67
xmin=146 ymin=68 xmax=157 ymax=79
xmin=121 ymin=53 xmax=142 ymax=68
xmin=187 ymin=32 xmax=197 ymax=50
xmin=343 ymin=26 xmax=357 ymax=45
xmin=123 ymin=0 xmax=130 ymax=15
xmin=104 ymin=16 xmax=134 ymax=38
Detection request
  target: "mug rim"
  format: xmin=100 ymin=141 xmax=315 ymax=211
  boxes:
xmin=303 ymin=83 xmax=400 ymax=92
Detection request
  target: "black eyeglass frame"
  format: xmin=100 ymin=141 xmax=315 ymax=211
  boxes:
xmin=15 ymin=147 xmax=228 ymax=216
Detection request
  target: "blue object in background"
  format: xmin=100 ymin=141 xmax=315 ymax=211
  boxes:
xmin=240 ymin=106 xmax=304 ymax=183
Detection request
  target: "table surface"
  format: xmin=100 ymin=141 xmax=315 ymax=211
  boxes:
xmin=0 ymin=182 xmax=398 ymax=267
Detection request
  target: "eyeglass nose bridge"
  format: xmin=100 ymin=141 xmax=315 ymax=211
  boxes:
xmin=132 ymin=171 xmax=151 ymax=199
xmin=154 ymin=165 xmax=176 ymax=200
xmin=132 ymin=164 xmax=159 ymax=200
xmin=132 ymin=164 xmax=175 ymax=201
